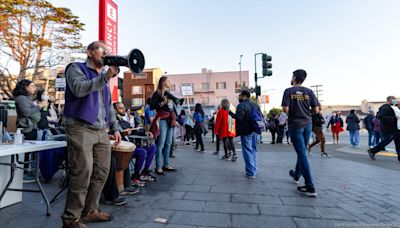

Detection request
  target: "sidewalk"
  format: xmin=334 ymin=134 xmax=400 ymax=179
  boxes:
xmin=1 ymin=138 xmax=400 ymax=228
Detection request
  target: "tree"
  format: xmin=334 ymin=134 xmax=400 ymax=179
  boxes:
xmin=0 ymin=0 xmax=85 ymax=97
xmin=267 ymin=107 xmax=282 ymax=119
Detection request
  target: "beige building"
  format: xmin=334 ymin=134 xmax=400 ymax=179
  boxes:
xmin=167 ymin=68 xmax=250 ymax=115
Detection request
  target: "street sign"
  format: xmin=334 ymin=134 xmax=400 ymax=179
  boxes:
xmin=55 ymin=78 xmax=66 ymax=91
xmin=259 ymin=95 xmax=269 ymax=104
xmin=181 ymin=85 xmax=193 ymax=96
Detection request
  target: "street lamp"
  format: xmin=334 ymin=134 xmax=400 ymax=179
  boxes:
xmin=239 ymin=54 xmax=243 ymax=88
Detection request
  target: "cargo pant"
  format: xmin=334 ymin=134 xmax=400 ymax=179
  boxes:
xmin=61 ymin=122 xmax=111 ymax=222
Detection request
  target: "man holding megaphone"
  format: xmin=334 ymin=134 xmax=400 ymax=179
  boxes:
xmin=62 ymin=40 xmax=123 ymax=228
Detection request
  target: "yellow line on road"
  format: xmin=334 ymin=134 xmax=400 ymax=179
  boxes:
xmin=376 ymin=152 xmax=397 ymax=157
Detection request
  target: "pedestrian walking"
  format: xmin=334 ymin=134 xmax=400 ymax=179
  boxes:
xmin=214 ymin=99 xmax=237 ymax=161
xmin=283 ymin=69 xmax=319 ymax=197
xmin=372 ymin=114 xmax=381 ymax=146
xmin=368 ymin=96 xmax=398 ymax=161
xmin=327 ymin=111 xmax=344 ymax=144
xmin=229 ymin=90 xmax=262 ymax=179
xmin=346 ymin=110 xmax=361 ymax=147
xmin=308 ymin=109 xmax=329 ymax=157
xmin=363 ymin=110 xmax=375 ymax=148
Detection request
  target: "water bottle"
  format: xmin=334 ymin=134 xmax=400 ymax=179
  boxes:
xmin=14 ymin=128 xmax=24 ymax=145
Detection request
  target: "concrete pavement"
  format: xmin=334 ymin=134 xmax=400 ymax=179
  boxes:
xmin=1 ymin=134 xmax=400 ymax=228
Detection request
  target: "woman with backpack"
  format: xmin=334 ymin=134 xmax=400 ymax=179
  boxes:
xmin=214 ymin=99 xmax=237 ymax=161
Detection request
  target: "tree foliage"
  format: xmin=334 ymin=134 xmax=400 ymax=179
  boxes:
xmin=0 ymin=0 xmax=85 ymax=97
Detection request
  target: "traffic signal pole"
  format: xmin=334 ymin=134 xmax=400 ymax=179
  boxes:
xmin=254 ymin=52 xmax=272 ymax=143
xmin=254 ymin=52 xmax=263 ymax=101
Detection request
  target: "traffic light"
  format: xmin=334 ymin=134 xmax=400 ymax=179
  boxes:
xmin=262 ymin=54 xmax=272 ymax=76
xmin=255 ymin=85 xmax=261 ymax=97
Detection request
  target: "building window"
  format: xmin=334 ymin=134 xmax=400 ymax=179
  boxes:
xmin=132 ymin=86 xmax=142 ymax=95
xmin=201 ymin=97 xmax=209 ymax=105
xmin=132 ymin=98 xmax=143 ymax=106
xmin=235 ymin=81 xmax=246 ymax=88
xmin=216 ymin=82 xmax=227 ymax=89
xmin=133 ymin=73 xmax=147 ymax=79
xmin=170 ymin=84 xmax=176 ymax=92
xmin=201 ymin=83 xmax=210 ymax=90
xmin=184 ymin=97 xmax=195 ymax=105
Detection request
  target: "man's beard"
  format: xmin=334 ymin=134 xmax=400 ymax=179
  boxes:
xmin=89 ymin=57 xmax=104 ymax=68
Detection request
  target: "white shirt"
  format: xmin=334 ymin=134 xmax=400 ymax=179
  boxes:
xmin=390 ymin=105 xmax=400 ymax=130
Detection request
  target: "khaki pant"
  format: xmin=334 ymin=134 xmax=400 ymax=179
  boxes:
xmin=62 ymin=122 xmax=111 ymax=221
xmin=309 ymin=127 xmax=325 ymax=153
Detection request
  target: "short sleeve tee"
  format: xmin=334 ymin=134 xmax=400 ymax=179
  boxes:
xmin=281 ymin=86 xmax=319 ymax=128
xmin=144 ymin=106 xmax=155 ymax=125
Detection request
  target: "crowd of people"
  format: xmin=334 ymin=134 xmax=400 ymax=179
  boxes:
xmin=7 ymin=40 xmax=400 ymax=228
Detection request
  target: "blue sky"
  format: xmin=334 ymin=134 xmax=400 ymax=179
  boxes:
xmin=50 ymin=0 xmax=400 ymax=107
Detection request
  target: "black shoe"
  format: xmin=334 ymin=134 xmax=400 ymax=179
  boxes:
xmin=297 ymin=186 xmax=317 ymax=197
xmin=231 ymin=154 xmax=238 ymax=161
xmin=321 ymin=152 xmax=331 ymax=158
xmin=367 ymin=149 xmax=376 ymax=160
xmin=170 ymin=154 xmax=176 ymax=158
xmin=104 ymin=196 xmax=127 ymax=206
xmin=162 ymin=166 xmax=177 ymax=172
xmin=289 ymin=170 xmax=299 ymax=184
xmin=398 ymin=154 xmax=400 ymax=162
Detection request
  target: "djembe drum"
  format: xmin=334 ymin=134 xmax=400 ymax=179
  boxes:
xmin=110 ymin=140 xmax=136 ymax=192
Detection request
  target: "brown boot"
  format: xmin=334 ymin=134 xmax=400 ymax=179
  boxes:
xmin=62 ymin=219 xmax=88 ymax=228
xmin=81 ymin=209 xmax=113 ymax=224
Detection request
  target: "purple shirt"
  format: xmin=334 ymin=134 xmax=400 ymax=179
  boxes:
xmin=372 ymin=117 xmax=381 ymax=132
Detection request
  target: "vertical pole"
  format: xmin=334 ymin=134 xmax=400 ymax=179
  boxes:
xmin=254 ymin=54 xmax=258 ymax=101
xmin=186 ymin=96 xmax=190 ymax=114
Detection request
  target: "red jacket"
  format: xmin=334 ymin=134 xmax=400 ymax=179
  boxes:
xmin=214 ymin=109 xmax=236 ymax=138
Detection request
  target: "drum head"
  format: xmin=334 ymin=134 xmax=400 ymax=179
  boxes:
xmin=110 ymin=140 xmax=136 ymax=152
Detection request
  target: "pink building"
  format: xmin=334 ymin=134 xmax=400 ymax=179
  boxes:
xmin=167 ymin=68 xmax=249 ymax=116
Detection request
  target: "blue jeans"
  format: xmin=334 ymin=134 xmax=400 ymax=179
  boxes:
xmin=370 ymin=131 xmax=394 ymax=153
xmin=241 ymin=132 xmax=259 ymax=177
xmin=349 ymin=130 xmax=360 ymax=147
xmin=155 ymin=120 xmax=173 ymax=169
xmin=367 ymin=130 xmax=374 ymax=147
xmin=374 ymin=131 xmax=381 ymax=146
xmin=289 ymin=124 xmax=314 ymax=188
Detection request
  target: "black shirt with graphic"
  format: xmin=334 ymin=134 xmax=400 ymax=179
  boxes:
xmin=281 ymin=86 xmax=319 ymax=128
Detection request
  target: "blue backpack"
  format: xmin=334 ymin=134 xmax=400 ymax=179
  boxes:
xmin=250 ymin=104 xmax=265 ymax=134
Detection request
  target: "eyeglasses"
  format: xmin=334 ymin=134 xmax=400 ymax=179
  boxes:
xmin=92 ymin=46 xmax=110 ymax=55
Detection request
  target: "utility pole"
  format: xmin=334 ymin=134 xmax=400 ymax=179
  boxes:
xmin=310 ymin=85 xmax=323 ymax=103
xmin=239 ymin=54 xmax=243 ymax=88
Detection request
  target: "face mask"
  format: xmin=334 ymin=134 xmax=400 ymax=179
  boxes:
xmin=391 ymin=99 xmax=398 ymax=106
xmin=41 ymin=95 xmax=49 ymax=101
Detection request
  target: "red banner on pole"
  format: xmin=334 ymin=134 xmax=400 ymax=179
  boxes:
xmin=99 ymin=0 xmax=119 ymax=102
